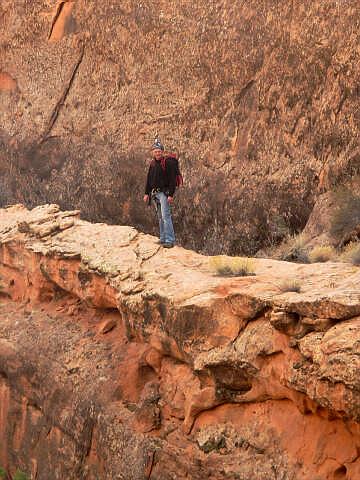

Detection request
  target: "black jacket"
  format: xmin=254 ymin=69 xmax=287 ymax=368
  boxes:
xmin=145 ymin=157 xmax=177 ymax=197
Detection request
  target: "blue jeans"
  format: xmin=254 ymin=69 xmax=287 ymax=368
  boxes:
xmin=153 ymin=192 xmax=175 ymax=244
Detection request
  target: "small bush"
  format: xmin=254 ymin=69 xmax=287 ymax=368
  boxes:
xmin=340 ymin=242 xmax=360 ymax=265
xmin=275 ymin=233 xmax=310 ymax=263
xmin=209 ymin=256 xmax=256 ymax=277
xmin=0 ymin=467 xmax=30 ymax=480
xmin=13 ymin=471 xmax=29 ymax=480
xmin=231 ymin=257 xmax=256 ymax=276
xmin=279 ymin=279 xmax=302 ymax=293
xmin=309 ymin=245 xmax=336 ymax=263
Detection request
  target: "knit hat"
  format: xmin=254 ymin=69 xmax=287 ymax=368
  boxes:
xmin=151 ymin=137 xmax=164 ymax=151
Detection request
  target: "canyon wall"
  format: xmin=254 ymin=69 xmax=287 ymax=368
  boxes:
xmin=0 ymin=1 xmax=359 ymax=254
xmin=0 ymin=204 xmax=359 ymax=479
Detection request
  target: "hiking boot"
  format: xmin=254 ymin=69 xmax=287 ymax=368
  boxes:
xmin=162 ymin=243 xmax=174 ymax=248
xmin=156 ymin=240 xmax=164 ymax=245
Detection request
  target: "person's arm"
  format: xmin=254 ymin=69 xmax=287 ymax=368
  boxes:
xmin=145 ymin=166 xmax=152 ymax=195
xmin=166 ymin=159 xmax=177 ymax=198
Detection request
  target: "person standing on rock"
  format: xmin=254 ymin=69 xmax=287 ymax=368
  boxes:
xmin=143 ymin=138 xmax=178 ymax=248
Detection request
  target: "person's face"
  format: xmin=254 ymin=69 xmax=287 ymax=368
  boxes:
xmin=152 ymin=148 xmax=163 ymax=159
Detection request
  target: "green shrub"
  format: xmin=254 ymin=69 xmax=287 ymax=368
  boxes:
xmin=13 ymin=471 xmax=29 ymax=480
xmin=279 ymin=279 xmax=301 ymax=293
xmin=330 ymin=188 xmax=360 ymax=240
xmin=340 ymin=242 xmax=360 ymax=265
xmin=309 ymin=245 xmax=336 ymax=263
xmin=209 ymin=256 xmax=256 ymax=277
xmin=0 ymin=467 xmax=30 ymax=480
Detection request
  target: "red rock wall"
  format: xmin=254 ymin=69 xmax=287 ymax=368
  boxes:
xmin=0 ymin=1 xmax=359 ymax=254
xmin=1 ymin=298 xmax=360 ymax=480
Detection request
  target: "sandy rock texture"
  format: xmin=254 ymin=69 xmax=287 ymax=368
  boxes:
xmin=0 ymin=204 xmax=359 ymax=479
xmin=0 ymin=1 xmax=359 ymax=254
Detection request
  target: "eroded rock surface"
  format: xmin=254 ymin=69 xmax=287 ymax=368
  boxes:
xmin=0 ymin=204 xmax=359 ymax=479
xmin=0 ymin=1 xmax=359 ymax=254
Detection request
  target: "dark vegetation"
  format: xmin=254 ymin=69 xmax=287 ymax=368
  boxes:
xmin=330 ymin=187 xmax=360 ymax=242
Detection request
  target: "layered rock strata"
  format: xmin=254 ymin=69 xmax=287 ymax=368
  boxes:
xmin=0 ymin=204 xmax=360 ymax=479
xmin=1 ymin=1 xmax=359 ymax=254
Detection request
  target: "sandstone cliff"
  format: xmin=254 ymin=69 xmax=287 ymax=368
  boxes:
xmin=0 ymin=204 xmax=359 ymax=479
xmin=0 ymin=1 xmax=359 ymax=254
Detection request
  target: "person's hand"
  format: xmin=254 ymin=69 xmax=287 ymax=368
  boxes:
xmin=167 ymin=196 xmax=173 ymax=204
xmin=143 ymin=194 xmax=149 ymax=203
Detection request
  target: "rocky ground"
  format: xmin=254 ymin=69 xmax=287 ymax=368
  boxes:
xmin=0 ymin=204 xmax=359 ymax=479
xmin=0 ymin=1 xmax=359 ymax=254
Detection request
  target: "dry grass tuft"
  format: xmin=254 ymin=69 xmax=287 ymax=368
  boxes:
xmin=308 ymin=245 xmax=336 ymax=263
xmin=339 ymin=242 xmax=360 ymax=266
xmin=278 ymin=278 xmax=302 ymax=293
xmin=272 ymin=233 xmax=310 ymax=263
xmin=209 ymin=256 xmax=256 ymax=277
